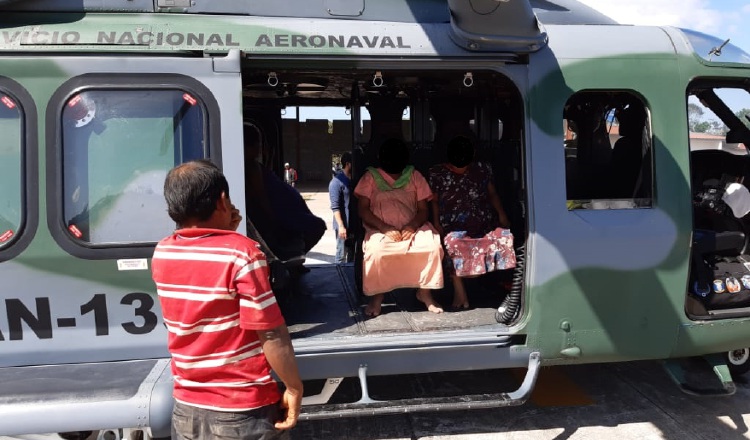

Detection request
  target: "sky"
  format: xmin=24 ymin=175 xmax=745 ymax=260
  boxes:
xmin=577 ymin=0 xmax=750 ymax=119
xmin=577 ymin=0 xmax=750 ymax=52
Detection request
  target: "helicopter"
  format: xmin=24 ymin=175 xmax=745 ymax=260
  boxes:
xmin=2 ymin=0 xmax=750 ymax=438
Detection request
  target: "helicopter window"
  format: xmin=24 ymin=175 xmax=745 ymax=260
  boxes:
xmin=564 ymin=91 xmax=653 ymax=209
xmin=60 ymin=89 xmax=207 ymax=244
xmin=681 ymin=29 xmax=750 ymax=65
xmin=687 ymin=85 xmax=750 ymax=156
xmin=0 ymin=91 xmax=22 ymax=249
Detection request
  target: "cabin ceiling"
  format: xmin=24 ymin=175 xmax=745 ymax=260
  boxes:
xmin=241 ymin=70 xmax=517 ymax=105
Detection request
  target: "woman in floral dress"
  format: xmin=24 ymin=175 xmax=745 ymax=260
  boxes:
xmin=429 ymin=136 xmax=516 ymax=309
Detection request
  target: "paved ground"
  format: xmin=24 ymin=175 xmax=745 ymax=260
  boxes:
xmin=7 ymin=184 xmax=750 ymax=439
xmin=7 ymin=361 xmax=750 ymax=439
xmin=298 ymin=182 xmax=339 ymax=265
xmin=294 ymin=360 xmax=750 ymax=440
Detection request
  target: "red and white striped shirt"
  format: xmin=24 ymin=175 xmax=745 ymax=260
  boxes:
xmin=151 ymin=228 xmax=285 ymax=411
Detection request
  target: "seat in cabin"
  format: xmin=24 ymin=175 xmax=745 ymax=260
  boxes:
xmin=611 ymin=105 xmax=647 ymax=199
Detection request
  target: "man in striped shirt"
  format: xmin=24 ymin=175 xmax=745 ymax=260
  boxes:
xmin=152 ymin=160 xmax=302 ymax=439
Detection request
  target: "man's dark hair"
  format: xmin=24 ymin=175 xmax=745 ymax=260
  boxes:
xmin=340 ymin=151 xmax=353 ymax=168
xmin=164 ymin=160 xmax=229 ymax=225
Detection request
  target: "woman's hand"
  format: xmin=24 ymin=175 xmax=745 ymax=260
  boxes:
xmin=383 ymin=227 xmax=402 ymax=242
xmin=400 ymin=225 xmax=417 ymax=241
xmin=498 ymin=212 xmax=511 ymax=229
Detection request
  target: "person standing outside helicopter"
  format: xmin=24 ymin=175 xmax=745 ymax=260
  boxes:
xmin=152 ymin=160 xmax=303 ymax=439
xmin=283 ymin=162 xmax=298 ymax=187
xmin=329 ymin=152 xmax=354 ymax=263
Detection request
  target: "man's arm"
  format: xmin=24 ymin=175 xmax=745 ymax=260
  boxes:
xmin=333 ymin=211 xmax=347 ymax=239
xmin=235 ymin=254 xmax=301 ymax=429
xmin=257 ymin=325 xmax=304 ymax=430
xmin=329 ymin=180 xmax=347 ymax=239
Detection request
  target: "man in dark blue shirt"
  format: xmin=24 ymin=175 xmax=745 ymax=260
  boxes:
xmin=329 ymin=152 xmax=354 ymax=263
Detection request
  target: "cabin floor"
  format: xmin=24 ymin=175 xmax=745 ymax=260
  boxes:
xmin=278 ymin=264 xmax=511 ymax=341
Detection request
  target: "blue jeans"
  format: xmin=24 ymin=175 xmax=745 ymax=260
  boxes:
xmin=335 ymin=235 xmax=354 ymax=264
xmin=171 ymin=401 xmax=291 ymax=440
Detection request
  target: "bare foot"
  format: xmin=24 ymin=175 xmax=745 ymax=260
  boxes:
xmin=364 ymin=303 xmax=381 ymax=317
xmin=416 ymin=289 xmax=443 ymax=314
xmin=451 ymin=300 xmax=470 ymax=310
xmin=425 ymin=303 xmax=444 ymax=313
xmin=364 ymin=294 xmax=384 ymax=317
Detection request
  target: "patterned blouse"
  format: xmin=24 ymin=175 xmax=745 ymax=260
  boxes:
xmin=428 ymin=162 xmax=498 ymax=238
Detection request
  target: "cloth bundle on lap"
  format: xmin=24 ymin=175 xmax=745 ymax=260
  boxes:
xmin=444 ymin=227 xmax=516 ymax=277
xmin=362 ymin=224 xmax=444 ymax=295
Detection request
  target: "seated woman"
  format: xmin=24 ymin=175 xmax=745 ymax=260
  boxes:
xmin=428 ymin=136 xmax=516 ymax=309
xmin=354 ymin=138 xmax=444 ymax=317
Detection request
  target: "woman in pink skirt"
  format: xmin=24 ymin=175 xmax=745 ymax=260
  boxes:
xmin=354 ymin=138 xmax=444 ymax=317
xmin=428 ymin=136 xmax=516 ymax=309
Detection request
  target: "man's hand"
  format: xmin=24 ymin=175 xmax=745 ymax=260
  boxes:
xmin=338 ymin=227 xmax=348 ymax=240
xmin=229 ymin=204 xmax=242 ymax=231
xmin=275 ymin=387 xmax=303 ymax=430
xmin=257 ymin=325 xmax=303 ymax=431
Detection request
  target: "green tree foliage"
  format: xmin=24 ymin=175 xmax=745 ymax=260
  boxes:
xmin=693 ymin=121 xmax=712 ymax=133
xmin=735 ymin=108 xmax=750 ymax=128
xmin=688 ymin=103 xmax=731 ymax=134
xmin=688 ymin=102 xmax=705 ymax=132
xmin=710 ymin=120 xmax=727 ymax=135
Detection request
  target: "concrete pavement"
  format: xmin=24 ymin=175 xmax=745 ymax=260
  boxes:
xmin=293 ymin=361 xmax=750 ymax=439
xmin=8 ymin=361 xmax=749 ymax=439
xmin=298 ymin=182 xmax=338 ymax=265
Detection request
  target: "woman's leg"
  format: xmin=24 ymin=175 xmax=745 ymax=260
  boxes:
xmin=364 ymin=293 xmax=385 ymax=317
xmin=451 ymin=274 xmax=470 ymax=309
xmin=416 ymin=288 xmax=443 ymax=314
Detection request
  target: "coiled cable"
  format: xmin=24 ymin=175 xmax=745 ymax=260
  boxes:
xmin=496 ymin=244 xmax=525 ymax=324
